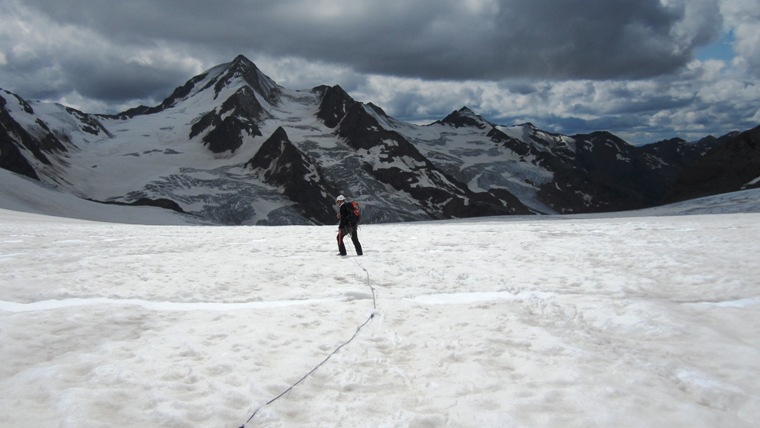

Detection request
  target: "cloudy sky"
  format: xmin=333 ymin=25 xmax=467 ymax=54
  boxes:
xmin=1 ymin=0 xmax=759 ymax=144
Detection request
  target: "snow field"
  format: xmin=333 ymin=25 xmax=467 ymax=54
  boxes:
xmin=1 ymin=210 xmax=759 ymax=427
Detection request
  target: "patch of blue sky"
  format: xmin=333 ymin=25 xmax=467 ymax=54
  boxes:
xmin=694 ymin=31 xmax=735 ymax=62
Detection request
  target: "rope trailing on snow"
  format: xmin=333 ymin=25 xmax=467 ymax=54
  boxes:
xmin=354 ymin=257 xmax=376 ymax=310
xmin=240 ymin=257 xmax=378 ymax=427
xmin=240 ymin=313 xmax=374 ymax=427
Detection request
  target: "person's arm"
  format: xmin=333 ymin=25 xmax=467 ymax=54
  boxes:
xmin=338 ymin=204 xmax=347 ymax=228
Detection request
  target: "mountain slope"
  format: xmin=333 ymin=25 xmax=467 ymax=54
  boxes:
xmin=0 ymin=55 xmax=756 ymax=225
xmin=664 ymin=125 xmax=760 ymax=202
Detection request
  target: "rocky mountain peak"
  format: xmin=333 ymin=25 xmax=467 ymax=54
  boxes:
xmin=1 ymin=55 xmax=756 ymax=225
xmin=112 ymin=55 xmax=278 ymax=119
xmin=575 ymin=130 xmax=629 ymax=145
xmin=316 ymin=85 xmax=357 ymax=128
xmin=665 ymin=124 xmax=760 ymax=202
xmin=230 ymin=54 xmax=256 ymax=70
xmin=210 ymin=54 xmax=280 ymax=104
xmin=245 ymin=127 xmax=336 ymax=223
xmin=435 ymin=106 xmax=491 ymax=129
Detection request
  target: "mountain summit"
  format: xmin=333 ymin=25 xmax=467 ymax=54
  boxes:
xmin=1 ymin=55 xmax=758 ymax=224
xmin=435 ymin=106 xmax=491 ymax=129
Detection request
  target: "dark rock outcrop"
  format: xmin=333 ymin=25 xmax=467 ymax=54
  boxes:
xmin=435 ymin=107 xmax=490 ymax=129
xmin=0 ymin=91 xmax=69 ymax=179
xmin=190 ymin=87 xmax=269 ymax=153
xmin=339 ymin=102 xmax=529 ymax=217
xmin=664 ymin=125 xmax=760 ymax=202
xmin=246 ymin=127 xmax=337 ymax=223
xmin=315 ymin=85 xmax=357 ymax=128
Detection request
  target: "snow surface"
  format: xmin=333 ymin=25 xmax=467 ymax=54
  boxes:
xmin=1 ymin=188 xmax=760 ymax=427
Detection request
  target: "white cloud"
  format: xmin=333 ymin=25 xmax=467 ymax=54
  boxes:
xmin=252 ymin=56 xmax=363 ymax=92
xmin=663 ymin=0 xmax=722 ymax=54
xmin=719 ymin=0 xmax=760 ymax=75
xmin=0 ymin=0 xmax=757 ymax=142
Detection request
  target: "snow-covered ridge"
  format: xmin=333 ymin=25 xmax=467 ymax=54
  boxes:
xmin=2 ymin=55 xmax=758 ymax=225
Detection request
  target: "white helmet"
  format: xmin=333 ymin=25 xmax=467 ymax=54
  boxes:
xmin=336 ymin=195 xmax=346 ymax=202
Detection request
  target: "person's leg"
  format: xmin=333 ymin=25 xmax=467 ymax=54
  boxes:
xmin=350 ymin=225 xmax=363 ymax=256
xmin=337 ymin=230 xmax=347 ymax=255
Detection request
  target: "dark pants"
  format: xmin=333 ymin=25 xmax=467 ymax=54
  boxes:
xmin=337 ymin=224 xmax=363 ymax=256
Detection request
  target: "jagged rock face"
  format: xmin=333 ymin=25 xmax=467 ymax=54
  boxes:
xmin=1 ymin=54 xmax=757 ymax=225
xmin=208 ymin=55 xmax=280 ymax=104
xmin=315 ymin=85 xmax=356 ymax=128
xmin=0 ymin=133 xmax=39 ymax=180
xmin=246 ymin=127 xmax=337 ymax=223
xmin=190 ymin=59 xmax=276 ymax=154
xmin=533 ymin=131 xmax=737 ymax=213
xmin=634 ymin=135 xmax=724 ymax=203
xmin=179 ymin=59 xmax=276 ymax=154
xmin=0 ymin=91 xmax=74 ymax=180
xmin=190 ymin=87 xmax=267 ymax=153
xmin=487 ymin=126 xmax=571 ymax=172
xmin=665 ymin=125 xmax=760 ymax=202
xmin=338 ymin=103 xmax=525 ymax=218
xmin=65 ymin=107 xmax=112 ymax=137
xmin=436 ymin=107 xmax=490 ymax=129
xmin=116 ymin=56 xmax=276 ymax=154
xmin=557 ymin=132 xmax=647 ymax=212
xmin=338 ymin=103 xmax=396 ymax=151
xmin=1 ymin=95 xmax=40 ymax=179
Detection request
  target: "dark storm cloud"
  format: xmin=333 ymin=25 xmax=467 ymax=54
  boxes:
xmin=62 ymin=57 xmax=193 ymax=102
xmin=16 ymin=0 xmax=720 ymax=81
xmin=2 ymin=0 xmax=755 ymax=144
xmin=0 ymin=45 xmax=195 ymax=106
xmin=551 ymin=115 xmax=648 ymax=135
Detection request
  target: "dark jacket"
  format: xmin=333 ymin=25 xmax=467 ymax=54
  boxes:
xmin=338 ymin=201 xmax=351 ymax=228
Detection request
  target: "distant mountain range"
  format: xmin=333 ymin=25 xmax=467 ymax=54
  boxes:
xmin=1 ymin=54 xmax=759 ymax=225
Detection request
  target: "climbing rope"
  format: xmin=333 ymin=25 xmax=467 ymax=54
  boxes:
xmin=240 ymin=313 xmax=374 ymax=426
xmin=240 ymin=257 xmax=377 ymax=427
xmin=354 ymin=257 xmax=376 ymax=310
